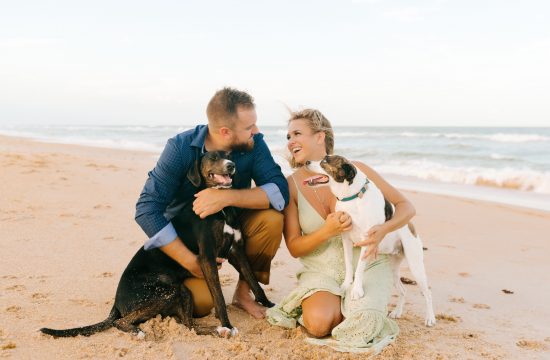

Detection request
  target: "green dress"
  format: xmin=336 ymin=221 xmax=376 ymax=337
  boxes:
xmin=266 ymin=177 xmax=399 ymax=354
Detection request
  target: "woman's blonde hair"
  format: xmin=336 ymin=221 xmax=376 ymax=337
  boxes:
xmin=288 ymin=108 xmax=334 ymax=168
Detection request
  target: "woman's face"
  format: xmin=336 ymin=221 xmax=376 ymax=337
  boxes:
xmin=287 ymin=119 xmax=326 ymax=165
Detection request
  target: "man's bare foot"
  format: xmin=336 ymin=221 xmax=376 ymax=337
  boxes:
xmin=232 ymin=280 xmax=266 ymax=319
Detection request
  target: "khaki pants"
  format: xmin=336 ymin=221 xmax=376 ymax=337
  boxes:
xmin=184 ymin=208 xmax=283 ymax=317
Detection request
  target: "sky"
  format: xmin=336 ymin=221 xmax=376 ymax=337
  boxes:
xmin=1 ymin=0 xmax=549 ymax=127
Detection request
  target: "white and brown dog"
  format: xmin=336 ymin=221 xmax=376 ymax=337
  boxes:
xmin=305 ymin=155 xmax=436 ymax=326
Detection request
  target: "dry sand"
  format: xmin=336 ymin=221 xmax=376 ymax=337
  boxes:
xmin=1 ymin=135 xmax=549 ymax=359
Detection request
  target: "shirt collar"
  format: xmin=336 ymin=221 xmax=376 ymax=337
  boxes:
xmin=190 ymin=125 xmax=209 ymax=151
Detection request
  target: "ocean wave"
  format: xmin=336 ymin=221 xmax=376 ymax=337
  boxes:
xmin=374 ymin=159 xmax=550 ymax=194
xmin=396 ymin=131 xmax=550 ymax=143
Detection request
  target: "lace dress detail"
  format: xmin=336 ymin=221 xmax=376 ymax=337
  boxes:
xmin=266 ymin=175 xmax=398 ymax=354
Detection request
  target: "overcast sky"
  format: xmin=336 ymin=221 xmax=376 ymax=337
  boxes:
xmin=1 ymin=0 xmax=549 ymax=127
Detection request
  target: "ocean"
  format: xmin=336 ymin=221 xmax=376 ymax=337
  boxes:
xmin=1 ymin=124 xmax=549 ymax=211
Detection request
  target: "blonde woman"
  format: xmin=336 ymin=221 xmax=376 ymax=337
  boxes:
xmin=267 ymin=109 xmax=416 ymax=353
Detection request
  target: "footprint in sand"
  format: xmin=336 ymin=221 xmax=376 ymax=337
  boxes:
xmin=462 ymin=332 xmax=479 ymax=339
xmin=31 ymin=293 xmax=49 ymax=302
xmin=97 ymin=272 xmax=114 ymax=278
xmin=5 ymin=285 xmax=25 ymax=292
xmin=472 ymin=303 xmax=490 ymax=309
xmin=436 ymin=313 xmax=461 ymax=322
xmin=69 ymin=299 xmax=96 ymax=307
xmin=93 ymin=204 xmax=112 ymax=209
xmin=458 ymin=272 xmax=470 ymax=277
xmin=1 ymin=275 xmax=17 ymax=280
xmin=5 ymin=306 xmax=21 ymax=313
xmin=1 ymin=342 xmax=17 ymax=350
xmin=449 ymin=297 xmax=465 ymax=303
xmin=103 ymin=236 xmax=115 ymax=240
xmin=516 ymin=339 xmax=549 ymax=351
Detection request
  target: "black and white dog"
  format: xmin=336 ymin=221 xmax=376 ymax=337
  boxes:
xmin=306 ymin=155 xmax=436 ymax=326
xmin=40 ymin=151 xmax=274 ymax=339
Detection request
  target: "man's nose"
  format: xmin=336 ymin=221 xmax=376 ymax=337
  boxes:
xmin=252 ymin=125 xmax=259 ymax=135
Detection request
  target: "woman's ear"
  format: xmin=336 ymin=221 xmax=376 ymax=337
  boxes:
xmin=316 ymin=131 xmax=326 ymax=145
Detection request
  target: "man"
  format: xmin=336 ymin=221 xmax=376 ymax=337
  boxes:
xmin=135 ymin=87 xmax=289 ymax=319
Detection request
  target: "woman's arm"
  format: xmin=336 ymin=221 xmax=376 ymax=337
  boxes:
xmin=283 ymin=175 xmax=351 ymax=258
xmin=353 ymin=161 xmax=416 ymax=258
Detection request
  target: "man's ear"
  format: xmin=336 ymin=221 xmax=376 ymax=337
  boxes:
xmin=186 ymin=158 xmax=202 ymax=187
xmin=342 ymin=163 xmax=357 ymax=185
xmin=219 ymin=126 xmax=232 ymax=140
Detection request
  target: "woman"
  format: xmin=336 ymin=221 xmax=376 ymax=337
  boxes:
xmin=267 ymin=109 xmax=416 ymax=353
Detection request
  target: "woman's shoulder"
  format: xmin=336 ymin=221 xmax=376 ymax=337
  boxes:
xmin=351 ymin=160 xmax=375 ymax=174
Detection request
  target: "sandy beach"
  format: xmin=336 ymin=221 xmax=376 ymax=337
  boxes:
xmin=1 ymin=134 xmax=549 ymax=359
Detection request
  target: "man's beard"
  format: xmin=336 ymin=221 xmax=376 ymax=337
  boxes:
xmin=230 ymin=137 xmax=255 ymax=153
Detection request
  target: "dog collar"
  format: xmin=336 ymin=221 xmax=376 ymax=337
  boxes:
xmin=338 ymin=179 xmax=370 ymax=202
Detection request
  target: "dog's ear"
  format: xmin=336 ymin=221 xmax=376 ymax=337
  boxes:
xmin=384 ymin=199 xmax=394 ymax=221
xmin=186 ymin=158 xmax=202 ymax=188
xmin=342 ymin=163 xmax=357 ymax=185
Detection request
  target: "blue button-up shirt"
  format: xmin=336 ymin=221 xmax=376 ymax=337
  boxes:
xmin=135 ymin=125 xmax=289 ymax=250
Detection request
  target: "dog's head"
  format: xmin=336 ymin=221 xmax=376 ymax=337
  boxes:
xmin=307 ymin=155 xmax=357 ymax=186
xmin=187 ymin=151 xmax=236 ymax=189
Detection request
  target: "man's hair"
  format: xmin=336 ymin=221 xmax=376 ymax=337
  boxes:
xmin=206 ymin=87 xmax=255 ymax=129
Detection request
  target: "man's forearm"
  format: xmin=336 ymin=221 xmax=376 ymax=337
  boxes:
xmin=226 ymin=187 xmax=270 ymax=209
xmin=160 ymin=237 xmax=199 ymax=274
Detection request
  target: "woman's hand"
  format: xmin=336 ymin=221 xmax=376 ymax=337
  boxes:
xmin=355 ymin=224 xmax=388 ymax=260
xmin=322 ymin=211 xmax=353 ymax=238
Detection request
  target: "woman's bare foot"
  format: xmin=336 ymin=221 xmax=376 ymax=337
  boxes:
xmin=232 ymin=280 xmax=266 ymax=319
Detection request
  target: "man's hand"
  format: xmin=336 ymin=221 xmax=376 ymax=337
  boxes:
xmin=355 ymin=224 xmax=387 ymax=260
xmin=193 ymin=188 xmax=232 ymax=219
xmin=184 ymin=256 xmax=226 ymax=278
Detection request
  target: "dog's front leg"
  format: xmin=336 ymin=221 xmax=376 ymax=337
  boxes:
xmin=197 ymin=234 xmax=238 ymax=338
xmin=198 ymin=255 xmax=238 ymax=337
xmin=340 ymin=235 xmax=354 ymax=293
xmin=349 ymin=246 xmax=368 ymax=300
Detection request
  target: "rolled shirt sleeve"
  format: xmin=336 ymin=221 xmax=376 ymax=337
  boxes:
xmin=259 ymin=183 xmax=285 ymax=211
xmin=143 ymin=222 xmax=178 ymax=250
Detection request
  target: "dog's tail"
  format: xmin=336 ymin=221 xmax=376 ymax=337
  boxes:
xmin=40 ymin=305 xmax=119 ymax=337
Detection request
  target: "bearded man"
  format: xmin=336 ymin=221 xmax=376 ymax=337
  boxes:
xmin=135 ymin=87 xmax=289 ymax=319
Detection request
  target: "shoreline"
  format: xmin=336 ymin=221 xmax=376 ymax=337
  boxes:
xmin=2 ymin=133 xmax=549 ymax=213
xmin=2 ymin=134 xmax=550 ymax=359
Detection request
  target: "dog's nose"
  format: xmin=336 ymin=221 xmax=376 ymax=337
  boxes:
xmin=226 ymin=162 xmax=235 ymax=174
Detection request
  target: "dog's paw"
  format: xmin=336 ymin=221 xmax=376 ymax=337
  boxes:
xmin=216 ymin=326 xmax=239 ymax=338
xmin=425 ymin=314 xmax=437 ymax=327
xmin=389 ymin=308 xmax=403 ymax=319
xmin=350 ymin=285 xmax=364 ymax=300
xmin=340 ymin=280 xmax=352 ymax=293
xmin=136 ymin=331 xmax=146 ymax=340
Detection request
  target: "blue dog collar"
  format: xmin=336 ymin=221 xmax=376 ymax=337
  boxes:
xmin=338 ymin=179 xmax=370 ymax=202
